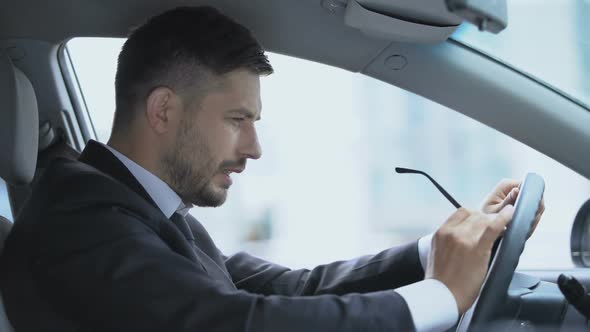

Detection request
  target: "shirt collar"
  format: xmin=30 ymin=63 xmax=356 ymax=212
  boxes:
xmin=102 ymin=143 xmax=192 ymax=218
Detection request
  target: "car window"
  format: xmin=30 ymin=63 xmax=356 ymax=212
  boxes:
xmin=0 ymin=179 xmax=12 ymax=221
xmin=67 ymin=37 xmax=590 ymax=270
xmin=453 ymin=0 xmax=590 ymax=109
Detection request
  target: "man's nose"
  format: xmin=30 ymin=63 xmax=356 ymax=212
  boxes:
xmin=239 ymin=124 xmax=262 ymax=160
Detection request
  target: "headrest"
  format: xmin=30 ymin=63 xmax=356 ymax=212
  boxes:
xmin=0 ymin=52 xmax=39 ymax=185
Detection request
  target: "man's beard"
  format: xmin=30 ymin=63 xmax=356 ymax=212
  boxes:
xmin=162 ymin=120 xmax=227 ymax=207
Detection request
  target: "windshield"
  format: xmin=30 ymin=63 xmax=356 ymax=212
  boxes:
xmin=452 ymin=0 xmax=590 ymax=109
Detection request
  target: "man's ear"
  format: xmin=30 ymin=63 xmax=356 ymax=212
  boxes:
xmin=145 ymin=87 xmax=180 ymax=134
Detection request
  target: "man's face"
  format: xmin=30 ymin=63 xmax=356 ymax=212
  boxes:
xmin=162 ymin=69 xmax=262 ymax=207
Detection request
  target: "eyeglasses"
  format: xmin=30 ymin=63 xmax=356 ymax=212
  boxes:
xmin=395 ymin=167 xmax=461 ymax=209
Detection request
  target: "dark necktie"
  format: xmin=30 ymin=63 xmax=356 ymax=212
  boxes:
xmin=170 ymin=212 xmax=197 ymax=249
xmin=170 ymin=212 xmax=210 ymax=272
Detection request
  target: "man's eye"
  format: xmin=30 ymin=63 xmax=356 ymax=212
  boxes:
xmin=229 ymin=117 xmax=245 ymax=127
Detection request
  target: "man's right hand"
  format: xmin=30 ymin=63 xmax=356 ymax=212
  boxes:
xmin=425 ymin=206 xmax=515 ymax=314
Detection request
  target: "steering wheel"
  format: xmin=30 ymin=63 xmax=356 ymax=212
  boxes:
xmin=456 ymin=173 xmax=545 ymax=332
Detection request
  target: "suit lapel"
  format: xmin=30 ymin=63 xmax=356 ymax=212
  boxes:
xmin=186 ymin=215 xmax=227 ymax=268
xmin=77 ymin=140 xmax=232 ymax=282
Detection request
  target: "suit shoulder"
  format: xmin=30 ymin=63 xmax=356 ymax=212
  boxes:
xmin=38 ymin=158 xmax=154 ymax=215
xmin=17 ymin=158 xmax=164 ymax=236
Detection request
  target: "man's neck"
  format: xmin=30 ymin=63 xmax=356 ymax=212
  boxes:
xmin=107 ymin=137 xmax=160 ymax=179
xmin=102 ymin=140 xmax=188 ymax=218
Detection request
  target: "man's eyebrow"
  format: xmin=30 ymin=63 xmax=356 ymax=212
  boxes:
xmin=226 ymin=108 xmax=261 ymax=121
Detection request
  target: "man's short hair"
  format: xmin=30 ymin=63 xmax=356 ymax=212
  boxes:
xmin=113 ymin=6 xmax=273 ymax=132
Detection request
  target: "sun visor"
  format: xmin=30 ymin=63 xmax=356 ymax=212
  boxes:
xmin=343 ymin=0 xmax=506 ymax=44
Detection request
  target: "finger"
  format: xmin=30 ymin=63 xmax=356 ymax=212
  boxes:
xmin=533 ymin=197 xmax=545 ymax=223
xmin=484 ymin=187 xmax=519 ymax=215
xmin=529 ymin=197 xmax=546 ymax=238
xmin=482 ymin=205 xmax=515 ymax=244
xmin=495 ymin=204 xmax=515 ymax=230
xmin=537 ymin=197 xmax=545 ymax=217
xmin=499 ymin=187 xmax=519 ymax=208
xmin=496 ymin=179 xmax=521 ymax=197
xmin=481 ymin=180 xmax=521 ymax=213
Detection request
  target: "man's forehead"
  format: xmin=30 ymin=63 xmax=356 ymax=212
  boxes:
xmin=223 ymin=69 xmax=261 ymax=92
xmin=198 ymin=71 xmax=262 ymax=115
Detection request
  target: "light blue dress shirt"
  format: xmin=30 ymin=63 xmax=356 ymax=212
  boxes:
xmin=103 ymin=143 xmax=458 ymax=331
xmin=103 ymin=144 xmax=191 ymax=218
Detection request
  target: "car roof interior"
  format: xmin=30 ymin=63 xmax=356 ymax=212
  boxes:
xmin=0 ymin=0 xmax=589 ymax=182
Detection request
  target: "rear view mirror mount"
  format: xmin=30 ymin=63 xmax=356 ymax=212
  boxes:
xmin=446 ymin=0 xmax=508 ymax=33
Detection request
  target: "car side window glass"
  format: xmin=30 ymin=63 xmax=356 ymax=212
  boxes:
xmin=0 ymin=179 xmax=12 ymax=221
xmin=67 ymin=37 xmax=590 ymax=270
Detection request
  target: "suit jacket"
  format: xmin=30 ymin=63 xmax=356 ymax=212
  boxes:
xmin=0 ymin=140 xmax=425 ymax=331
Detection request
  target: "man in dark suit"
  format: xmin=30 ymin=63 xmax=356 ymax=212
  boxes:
xmin=0 ymin=6 xmax=543 ymax=331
